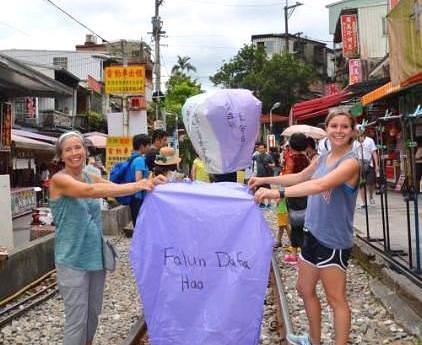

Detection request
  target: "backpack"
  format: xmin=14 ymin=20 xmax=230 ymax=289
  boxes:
xmin=109 ymin=154 xmax=138 ymax=205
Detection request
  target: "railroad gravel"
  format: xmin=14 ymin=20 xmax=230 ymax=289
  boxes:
xmin=0 ymin=209 xmax=420 ymax=344
xmin=262 ymin=208 xmax=420 ymax=345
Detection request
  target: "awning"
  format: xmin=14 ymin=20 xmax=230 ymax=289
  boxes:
xmin=361 ymin=82 xmax=401 ymax=106
xmin=12 ymin=134 xmax=55 ymax=152
xmin=0 ymin=54 xmax=73 ymax=98
xmin=84 ymin=134 xmax=106 ymax=149
xmin=361 ymin=72 xmax=422 ymax=106
xmin=260 ymin=114 xmax=289 ymax=124
xmin=292 ymin=90 xmax=352 ymax=122
xmin=11 ymin=129 xmax=57 ymax=144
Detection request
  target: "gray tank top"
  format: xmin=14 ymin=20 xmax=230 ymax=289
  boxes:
xmin=304 ymin=150 xmax=358 ymax=249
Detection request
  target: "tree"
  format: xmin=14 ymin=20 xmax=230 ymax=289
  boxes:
xmin=211 ymin=45 xmax=316 ymax=113
xmin=171 ymin=56 xmax=197 ymax=75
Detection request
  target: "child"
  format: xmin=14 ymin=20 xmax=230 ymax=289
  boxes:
xmin=275 ymin=198 xmax=290 ymax=248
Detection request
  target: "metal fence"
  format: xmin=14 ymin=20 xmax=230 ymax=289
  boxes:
xmin=357 ymin=105 xmax=422 ymax=287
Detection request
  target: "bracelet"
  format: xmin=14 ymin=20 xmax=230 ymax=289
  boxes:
xmin=279 ymin=186 xmax=285 ymax=199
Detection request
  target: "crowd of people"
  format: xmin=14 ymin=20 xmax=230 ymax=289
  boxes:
xmin=49 ymin=106 xmax=380 ymax=345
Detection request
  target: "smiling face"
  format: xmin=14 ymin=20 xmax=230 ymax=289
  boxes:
xmin=59 ymin=135 xmax=87 ymax=170
xmin=326 ymin=114 xmax=356 ymax=148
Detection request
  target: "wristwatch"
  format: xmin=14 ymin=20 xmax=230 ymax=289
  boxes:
xmin=279 ymin=186 xmax=285 ymax=199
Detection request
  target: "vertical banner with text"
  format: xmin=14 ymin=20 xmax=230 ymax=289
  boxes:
xmin=105 ymin=136 xmax=132 ymax=172
xmin=341 ymin=14 xmax=359 ymax=58
xmin=349 ymin=59 xmax=362 ymax=85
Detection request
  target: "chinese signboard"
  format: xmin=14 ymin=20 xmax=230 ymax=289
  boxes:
xmin=106 ymin=136 xmax=132 ymax=172
xmin=11 ymin=188 xmax=37 ymax=218
xmin=105 ymin=65 xmax=145 ymax=95
xmin=349 ymin=59 xmax=362 ymax=85
xmin=1 ymin=103 xmax=12 ymax=150
xmin=266 ymin=134 xmax=276 ymax=148
xmin=341 ymin=14 xmax=359 ymax=58
xmin=324 ymin=83 xmax=339 ymax=96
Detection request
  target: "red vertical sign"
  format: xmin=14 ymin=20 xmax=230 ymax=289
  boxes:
xmin=1 ymin=103 xmax=12 ymax=149
xmin=389 ymin=0 xmax=400 ymax=10
xmin=341 ymin=14 xmax=359 ymax=58
xmin=324 ymin=83 xmax=339 ymax=96
xmin=349 ymin=59 xmax=362 ymax=85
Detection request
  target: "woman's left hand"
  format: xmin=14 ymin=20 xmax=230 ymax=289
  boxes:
xmin=254 ymin=187 xmax=280 ymax=203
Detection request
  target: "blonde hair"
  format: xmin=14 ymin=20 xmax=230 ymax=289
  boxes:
xmin=325 ymin=107 xmax=357 ymax=144
xmin=54 ymin=131 xmax=87 ymax=162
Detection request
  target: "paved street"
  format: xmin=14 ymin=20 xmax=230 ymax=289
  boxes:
xmin=354 ymin=191 xmax=422 ymax=269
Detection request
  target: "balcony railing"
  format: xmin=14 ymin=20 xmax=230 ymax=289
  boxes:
xmin=39 ymin=110 xmax=87 ymax=131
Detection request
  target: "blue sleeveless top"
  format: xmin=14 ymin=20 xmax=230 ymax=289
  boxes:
xmin=50 ymin=172 xmax=103 ymax=270
xmin=304 ymin=150 xmax=358 ymax=249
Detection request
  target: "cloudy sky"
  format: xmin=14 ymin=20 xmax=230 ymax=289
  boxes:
xmin=0 ymin=0 xmax=334 ymax=90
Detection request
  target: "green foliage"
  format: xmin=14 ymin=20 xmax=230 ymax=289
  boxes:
xmin=171 ymin=56 xmax=197 ymax=74
xmin=86 ymin=111 xmax=106 ymax=132
xmin=211 ymin=45 xmax=316 ymax=113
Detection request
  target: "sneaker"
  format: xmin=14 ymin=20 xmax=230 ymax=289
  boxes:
xmin=369 ymin=198 xmax=376 ymax=206
xmin=356 ymin=203 xmax=367 ymax=209
xmin=284 ymin=254 xmax=298 ymax=264
xmin=287 ymin=333 xmax=312 ymax=345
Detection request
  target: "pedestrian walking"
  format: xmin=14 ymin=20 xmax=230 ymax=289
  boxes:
xmin=281 ymin=133 xmax=310 ymax=264
xmin=128 ymin=134 xmax=151 ymax=226
xmin=145 ymin=129 xmax=168 ymax=171
xmin=353 ymin=129 xmax=379 ymax=208
xmin=249 ymin=108 xmax=360 ymax=345
xmin=49 ymin=131 xmax=166 ymax=345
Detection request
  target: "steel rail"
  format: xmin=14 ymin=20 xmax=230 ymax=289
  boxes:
xmin=272 ymin=254 xmax=294 ymax=344
xmin=0 ymin=286 xmax=58 ymax=328
xmin=120 ymin=317 xmax=148 ymax=345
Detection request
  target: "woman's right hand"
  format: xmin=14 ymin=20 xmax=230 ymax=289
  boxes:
xmin=136 ymin=179 xmax=154 ymax=192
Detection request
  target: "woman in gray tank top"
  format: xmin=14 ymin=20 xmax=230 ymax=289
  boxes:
xmin=249 ymin=109 xmax=360 ymax=345
xmin=49 ymin=131 xmax=166 ymax=345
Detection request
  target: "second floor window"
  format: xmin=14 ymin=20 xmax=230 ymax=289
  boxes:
xmin=53 ymin=57 xmax=68 ymax=69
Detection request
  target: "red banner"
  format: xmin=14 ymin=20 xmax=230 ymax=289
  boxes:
xmin=87 ymin=75 xmax=102 ymax=93
xmin=341 ymin=14 xmax=359 ymax=58
xmin=25 ymin=97 xmax=36 ymax=118
xmin=349 ymin=59 xmax=362 ymax=85
xmin=389 ymin=0 xmax=400 ymax=10
xmin=1 ymin=103 xmax=12 ymax=149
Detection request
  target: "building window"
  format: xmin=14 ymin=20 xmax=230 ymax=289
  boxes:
xmin=265 ymin=41 xmax=274 ymax=55
xmin=382 ymin=17 xmax=388 ymax=36
xmin=53 ymin=57 xmax=68 ymax=69
xmin=256 ymin=42 xmax=265 ymax=49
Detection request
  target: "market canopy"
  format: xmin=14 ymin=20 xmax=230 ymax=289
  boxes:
xmin=0 ymin=54 xmax=73 ymax=98
xmin=12 ymin=134 xmax=55 ymax=152
xmin=291 ymin=90 xmax=352 ymax=122
xmin=84 ymin=132 xmax=107 ymax=149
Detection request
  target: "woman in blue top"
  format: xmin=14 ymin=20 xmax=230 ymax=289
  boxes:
xmin=49 ymin=131 xmax=166 ymax=345
xmin=249 ymin=109 xmax=360 ymax=345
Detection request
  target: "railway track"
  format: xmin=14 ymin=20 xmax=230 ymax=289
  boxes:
xmin=0 ymin=269 xmax=58 ymax=328
xmin=120 ymin=252 xmax=295 ymax=345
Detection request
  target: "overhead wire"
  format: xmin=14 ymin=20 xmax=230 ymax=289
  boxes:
xmin=42 ymin=0 xmax=108 ymax=42
xmin=179 ymin=0 xmax=281 ymax=7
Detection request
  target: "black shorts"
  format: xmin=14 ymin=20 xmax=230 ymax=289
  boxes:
xmin=300 ymin=230 xmax=351 ymax=271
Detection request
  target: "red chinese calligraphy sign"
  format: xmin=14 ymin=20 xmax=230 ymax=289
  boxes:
xmin=341 ymin=14 xmax=359 ymax=58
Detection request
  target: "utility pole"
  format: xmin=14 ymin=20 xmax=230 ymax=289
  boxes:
xmin=152 ymin=0 xmax=165 ymax=125
xmin=121 ymin=39 xmax=129 ymax=136
xmin=283 ymin=1 xmax=303 ymax=54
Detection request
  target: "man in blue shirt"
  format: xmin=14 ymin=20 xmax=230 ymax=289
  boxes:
xmin=129 ymin=134 xmax=150 ymax=226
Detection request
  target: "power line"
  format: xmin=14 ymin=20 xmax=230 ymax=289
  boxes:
xmin=180 ymin=0 xmax=281 ymax=7
xmin=42 ymin=0 xmax=108 ymax=42
xmin=0 ymin=20 xmax=31 ymax=36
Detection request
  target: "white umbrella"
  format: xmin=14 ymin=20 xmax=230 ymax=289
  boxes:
xmin=282 ymin=124 xmax=326 ymax=139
